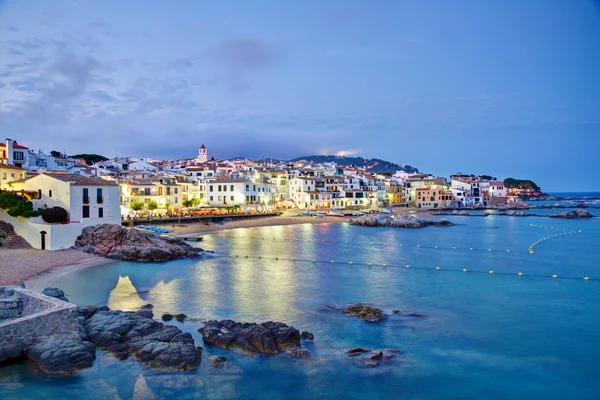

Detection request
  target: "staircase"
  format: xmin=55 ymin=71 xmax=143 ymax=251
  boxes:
xmin=0 ymin=221 xmax=33 ymax=250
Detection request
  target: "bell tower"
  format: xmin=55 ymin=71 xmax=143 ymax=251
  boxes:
xmin=198 ymin=144 xmax=208 ymax=163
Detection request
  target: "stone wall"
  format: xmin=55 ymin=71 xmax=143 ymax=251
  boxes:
xmin=0 ymin=288 xmax=80 ymax=362
xmin=0 ymin=287 xmax=24 ymax=320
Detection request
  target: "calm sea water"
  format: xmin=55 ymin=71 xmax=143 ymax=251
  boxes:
xmin=3 ymin=214 xmax=600 ymax=400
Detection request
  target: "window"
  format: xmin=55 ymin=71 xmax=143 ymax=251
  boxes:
xmin=218 ymin=185 xmax=222 ymax=192
xmin=97 ymin=188 xmax=103 ymax=204
xmin=83 ymin=188 xmax=89 ymax=204
xmin=82 ymin=205 xmax=90 ymax=218
xmin=210 ymin=196 xmax=213 ymax=201
xmin=13 ymin=151 xmax=24 ymax=161
xmin=48 ymin=190 xmax=52 ymax=198
xmin=230 ymin=185 xmax=234 ymax=191
xmin=175 ymin=197 xmax=178 ymax=203
xmin=98 ymin=207 xmax=104 ymax=218
xmin=246 ymin=184 xmax=249 ymax=191
xmin=253 ymin=185 xmax=256 ymax=191
xmin=210 ymin=185 xmax=213 ymax=192
xmin=166 ymin=187 xmax=171 ymax=195
xmin=174 ymin=188 xmax=178 ymax=194
xmin=223 ymin=185 xmax=227 ymax=192
xmin=230 ymin=196 xmax=234 ymax=201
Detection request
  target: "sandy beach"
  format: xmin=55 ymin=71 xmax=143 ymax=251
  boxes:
xmin=0 ymin=249 xmax=109 ymax=286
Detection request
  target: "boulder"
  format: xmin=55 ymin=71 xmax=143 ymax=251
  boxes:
xmin=288 ymin=348 xmax=312 ymax=360
xmin=345 ymin=347 xmax=371 ymax=355
xmin=346 ymin=348 xmax=401 ymax=368
xmin=41 ymin=287 xmax=69 ymax=302
xmin=73 ymin=224 xmax=202 ymax=262
xmin=550 ymin=210 xmax=593 ymax=219
xmin=81 ymin=308 xmax=201 ymax=371
xmin=209 ymin=355 xmax=233 ymax=368
xmin=27 ymin=339 xmax=95 ymax=375
xmin=300 ymin=331 xmax=314 ymax=341
xmin=198 ymin=319 xmax=301 ymax=355
xmin=349 ymin=214 xmax=453 ymax=228
xmin=343 ymin=304 xmax=388 ymax=323
xmin=175 ymin=313 xmax=187 ymax=322
xmin=161 ymin=313 xmax=173 ymax=321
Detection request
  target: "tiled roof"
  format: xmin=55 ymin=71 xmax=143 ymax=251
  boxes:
xmin=0 ymin=163 xmax=26 ymax=171
xmin=42 ymin=173 xmax=118 ymax=186
xmin=0 ymin=143 xmax=29 ymax=149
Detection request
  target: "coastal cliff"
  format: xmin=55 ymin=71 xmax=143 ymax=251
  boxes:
xmin=349 ymin=214 xmax=453 ymax=228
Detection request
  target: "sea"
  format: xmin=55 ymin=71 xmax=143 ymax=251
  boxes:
xmin=1 ymin=204 xmax=599 ymax=399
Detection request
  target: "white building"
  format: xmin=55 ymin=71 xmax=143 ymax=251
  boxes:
xmin=196 ymin=144 xmax=208 ymax=163
xmin=206 ymin=179 xmax=276 ymax=209
xmin=0 ymin=139 xmax=29 ymax=169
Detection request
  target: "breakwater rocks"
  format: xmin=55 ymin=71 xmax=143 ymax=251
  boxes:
xmin=74 ymin=224 xmax=202 ymax=262
xmin=344 ymin=304 xmax=388 ymax=323
xmin=550 ymin=210 xmax=593 ymax=219
xmin=81 ymin=304 xmax=202 ymax=371
xmin=349 ymin=214 xmax=453 ymax=228
xmin=198 ymin=319 xmax=304 ymax=355
xmin=346 ymin=347 xmax=401 ymax=368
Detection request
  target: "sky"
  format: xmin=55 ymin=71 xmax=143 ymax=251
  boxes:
xmin=0 ymin=0 xmax=599 ymax=191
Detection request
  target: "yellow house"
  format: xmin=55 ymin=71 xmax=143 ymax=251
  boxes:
xmin=0 ymin=164 xmax=27 ymax=191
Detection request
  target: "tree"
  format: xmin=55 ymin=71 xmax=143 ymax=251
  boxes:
xmin=69 ymin=153 xmax=109 ymax=166
xmin=39 ymin=206 xmax=68 ymax=223
xmin=50 ymin=150 xmax=62 ymax=157
xmin=130 ymin=200 xmax=144 ymax=212
xmin=146 ymin=200 xmax=158 ymax=213
xmin=182 ymin=197 xmax=200 ymax=208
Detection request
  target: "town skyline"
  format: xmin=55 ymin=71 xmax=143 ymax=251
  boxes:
xmin=1 ymin=1 xmax=599 ymax=191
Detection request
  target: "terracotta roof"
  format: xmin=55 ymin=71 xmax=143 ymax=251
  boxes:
xmin=0 ymin=143 xmax=29 ymax=149
xmin=0 ymin=163 xmax=26 ymax=171
xmin=42 ymin=173 xmax=118 ymax=186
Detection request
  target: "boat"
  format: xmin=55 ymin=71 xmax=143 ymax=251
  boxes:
xmin=326 ymin=211 xmax=345 ymax=217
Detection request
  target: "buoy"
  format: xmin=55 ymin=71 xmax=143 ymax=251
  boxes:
xmin=312 ymin=259 xmax=316 ymax=262
xmin=349 ymin=261 xmax=353 ymax=264
xmin=406 ymin=265 xmax=410 ymax=268
xmin=383 ymin=263 xmax=387 ymax=267
xmin=463 ymin=268 xmax=467 ymax=272
xmin=368 ymin=262 xmax=372 ymax=266
xmin=370 ymin=243 xmax=373 ymax=245
xmin=417 ymin=245 xmax=421 ymax=248
xmin=453 ymin=247 xmax=456 ymax=250
xmin=506 ymin=250 xmax=511 ymax=253
xmin=275 ymin=257 xmax=278 ymax=260
xmin=489 ymin=270 xmax=494 ymax=274
xmin=579 ymin=230 xmax=582 ymax=233
xmin=399 ymin=244 xmax=403 ymax=247
xmin=235 ymin=255 xmax=238 ymax=258
xmin=436 ymin=267 xmax=440 ymax=270
xmin=245 ymin=256 xmax=248 ymax=258
xmin=518 ymin=272 xmax=523 ymax=276
xmin=357 ymin=242 xmax=360 ymax=244
xmin=330 ymin=260 xmax=334 ymax=263
xmin=346 ymin=241 xmax=349 ymax=244
xmin=530 ymin=251 xmax=534 ymax=254
xmin=469 ymin=248 xmax=473 ymax=251
xmin=322 ymin=240 xmax=324 ymax=242
xmin=384 ymin=244 xmax=388 ymax=246
xmin=584 ymin=277 xmax=589 ymax=281
xmin=435 ymin=246 xmax=438 ymax=249
xmin=292 ymin=258 xmax=296 ymax=261
xmin=333 ymin=240 xmax=336 ymax=243
xmin=488 ymin=249 xmax=492 ymax=252
xmin=552 ymin=274 xmax=557 ymax=279
xmin=258 ymin=256 xmax=262 ymax=259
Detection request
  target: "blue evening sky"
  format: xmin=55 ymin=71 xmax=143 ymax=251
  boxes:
xmin=1 ymin=0 xmax=599 ymax=191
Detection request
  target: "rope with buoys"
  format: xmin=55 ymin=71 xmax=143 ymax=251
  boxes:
xmin=528 ymin=227 xmax=581 ymax=254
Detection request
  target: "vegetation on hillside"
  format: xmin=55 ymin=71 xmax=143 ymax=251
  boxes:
xmin=290 ymin=155 xmax=418 ymax=174
xmin=0 ymin=192 xmax=39 ymax=218
xmin=70 ymin=153 xmax=109 ymax=165
xmin=504 ymin=178 xmax=540 ymax=191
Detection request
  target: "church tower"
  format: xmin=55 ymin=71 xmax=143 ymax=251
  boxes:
xmin=197 ymin=144 xmax=208 ymax=163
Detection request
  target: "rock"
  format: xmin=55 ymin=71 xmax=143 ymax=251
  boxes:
xmin=161 ymin=313 xmax=173 ymax=321
xmin=209 ymin=355 xmax=233 ymax=368
xmin=452 ymin=210 xmax=470 ymax=216
xmin=0 ymin=343 xmax=25 ymax=364
xmin=140 ymin=304 xmax=154 ymax=309
xmin=300 ymin=331 xmax=314 ymax=340
xmin=41 ymin=287 xmax=69 ymax=302
xmin=73 ymin=224 xmax=202 ymax=262
xmin=27 ymin=339 xmax=95 ymax=375
xmin=79 ymin=305 xmax=100 ymax=319
xmin=349 ymin=214 xmax=453 ymax=228
xmin=81 ymin=307 xmax=201 ymax=371
xmin=288 ymin=348 xmax=312 ymax=359
xmin=550 ymin=210 xmax=593 ymax=219
xmin=346 ymin=347 xmax=371 ymax=355
xmin=391 ymin=309 xmax=401 ymax=315
xmin=132 ymin=309 xmax=153 ymax=319
xmin=510 ymin=211 xmax=528 ymax=217
xmin=198 ymin=319 xmax=301 ymax=355
xmin=343 ymin=304 xmax=388 ymax=323
xmin=175 ymin=313 xmax=187 ymax=322
xmin=575 ymin=202 xmax=586 ymax=208
xmin=347 ymin=348 xmax=401 ymax=368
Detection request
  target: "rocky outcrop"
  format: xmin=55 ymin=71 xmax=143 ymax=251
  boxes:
xmin=198 ymin=319 xmax=301 ymax=355
xmin=301 ymin=331 xmax=314 ymax=340
xmin=550 ymin=210 xmax=593 ymax=219
xmin=209 ymin=355 xmax=233 ymax=368
xmin=343 ymin=304 xmax=388 ymax=323
xmin=288 ymin=348 xmax=312 ymax=359
xmin=349 ymin=214 xmax=453 ymax=228
xmin=41 ymin=287 xmax=69 ymax=302
xmin=74 ymin=224 xmax=202 ymax=262
xmin=27 ymin=339 xmax=96 ymax=375
xmin=81 ymin=306 xmax=201 ymax=371
xmin=346 ymin=348 xmax=401 ymax=368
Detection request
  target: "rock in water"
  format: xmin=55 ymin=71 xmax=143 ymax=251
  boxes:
xmin=349 ymin=214 xmax=453 ymax=228
xmin=198 ymin=319 xmax=301 ymax=355
xmin=209 ymin=355 xmax=233 ymax=368
xmin=27 ymin=339 xmax=96 ymax=375
xmin=301 ymin=331 xmax=314 ymax=340
xmin=161 ymin=313 xmax=173 ymax=321
xmin=345 ymin=348 xmax=401 ymax=368
xmin=345 ymin=347 xmax=371 ymax=355
xmin=288 ymin=348 xmax=312 ymax=359
xmin=73 ymin=224 xmax=202 ymax=262
xmin=343 ymin=304 xmax=388 ymax=323
xmin=550 ymin=210 xmax=593 ymax=219
xmin=41 ymin=287 xmax=69 ymax=302
xmin=175 ymin=313 xmax=187 ymax=322
xmin=81 ymin=308 xmax=201 ymax=371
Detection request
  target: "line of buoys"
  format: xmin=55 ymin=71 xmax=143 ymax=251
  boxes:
xmin=529 ymin=228 xmax=580 ymax=254
xmin=227 ymin=254 xmax=596 ymax=281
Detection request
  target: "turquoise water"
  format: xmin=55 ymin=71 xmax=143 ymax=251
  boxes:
xmin=3 ymin=215 xmax=600 ymax=399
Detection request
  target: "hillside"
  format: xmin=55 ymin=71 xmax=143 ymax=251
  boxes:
xmin=504 ymin=178 xmax=540 ymax=191
xmin=290 ymin=155 xmax=418 ymax=174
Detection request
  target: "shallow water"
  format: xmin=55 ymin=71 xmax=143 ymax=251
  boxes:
xmin=4 ymin=215 xmax=600 ymax=400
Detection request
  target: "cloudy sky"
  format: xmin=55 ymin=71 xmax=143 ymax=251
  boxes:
xmin=1 ymin=0 xmax=599 ymax=191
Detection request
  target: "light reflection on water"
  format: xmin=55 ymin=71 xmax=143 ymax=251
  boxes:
xmin=5 ymin=216 xmax=600 ymax=400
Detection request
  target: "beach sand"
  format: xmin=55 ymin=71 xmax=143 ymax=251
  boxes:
xmin=0 ymin=249 xmax=108 ymax=286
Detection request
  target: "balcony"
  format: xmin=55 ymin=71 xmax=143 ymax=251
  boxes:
xmin=83 ymin=197 xmax=90 ymax=204
xmin=97 ymin=196 xmax=103 ymax=204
